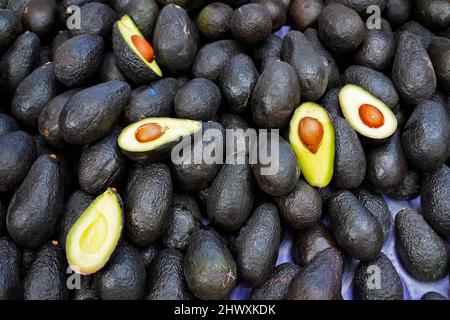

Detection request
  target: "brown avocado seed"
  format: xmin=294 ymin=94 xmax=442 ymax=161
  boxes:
xmin=298 ymin=117 xmax=324 ymax=154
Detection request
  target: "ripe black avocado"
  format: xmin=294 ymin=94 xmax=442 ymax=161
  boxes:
xmin=385 ymin=0 xmax=411 ymax=26
xmin=429 ymin=37 xmax=450 ymax=92
xmin=231 ymin=3 xmax=272 ymax=45
xmin=69 ymin=2 xmax=116 ymax=37
xmin=0 ymin=196 xmax=6 ymax=236
xmin=196 ymin=2 xmax=233 ymax=40
xmin=0 ymin=237 xmax=22 ymax=300
xmin=289 ymin=0 xmax=323 ymax=31
xmin=0 ymin=113 xmax=18 ymax=136
xmin=98 ymin=52 xmax=126 ymax=82
xmin=421 ymin=292 xmax=448 ymax=300
xmin=119 ymin=0 xmax=159 ymax=39
xmin=0 ymin=9 xmax=19 ymax=53
xmin=330 ymin=0 xmax=386 ymax=16
xmin=140 ymin=244 xmax=159 ymax=268
xmin=413 ymin=0 xmax=450 ymax=31
xmin=250 ymin=263 xmax=300 ymax=300
xmin=321 ymin=88 xmax=342 ymax=119
xmin=388 ymin=168 xmax=421 ymax=200
xmin=252 ymin=34 xmax=282 ymax=72
xmin=21 ymin=0 xmax=57 ymax=38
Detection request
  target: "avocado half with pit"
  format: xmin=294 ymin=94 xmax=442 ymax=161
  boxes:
xmin=339 ymin=84 xmax=398 ymax=141
xmin=66 ymin=188 xmax=123 ymax=275
xmin=118 ymin=117 xmax=202 ymax=162
xmin=289 ymin=102 xmax=335 ymax=188
xmin=112 ymin=15 xmax=162 ymax=85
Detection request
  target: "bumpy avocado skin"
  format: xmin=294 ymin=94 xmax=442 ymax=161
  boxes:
xmin=330 ymin=0 xmax=386 ymax=16
xmin=321 ymin=88 xmax=342 ymax=119
xmin=388 ymin=168 xmax=421 ymax=200
xmin=0 ymin=196 xmax=6 ymax=236
xmin=252 ymin=34 xmax=282 ymax=72
xmin=119 ymin=0 xmax=159 ymax=39
xmin=184 ymin=228 xmax=237 ymax=300
xmin=98 ymin=52 xmax=126 ymax=82
xmin=327 ymin=191 xmax=384 ymax=261
xmin=125 ymin=163 xmax=173 ymax=246
xmin=0 ymin=113 xmax=18 ymax=136
xmin=0 ymin=237 xmax=22 ymax=300
xmin=421 ymin=292 xmax=448 ymax=300
xmin=24 ymin=243 xmax=69 ymax=300
xmin=402 ymin=100 xmax=450 ymax=172
xmin=69 ymin=2 xmax=116 ymax=37
xmin=395 ymin=208 xmax=448 ymax=282
xmin=413 ymin=0 xmax=450 ymax=31
xmin=385 ymin=0 xmax=411 ymax=25
xmin=21 ymin=0 xmax=57 ymax=37
xmin=289 ymin=0 xmax=323 ymax=31
xmin=0 ymin=9 xmax=19 ymax=53
xmin=353 ymin=253 xmax=403 ymax=300
xmin=196 ymin=2 xmax=233 ymax=40
xmin=230 ymin=3 xmax=272 ymax=45
xmin=399 ymin=21 xmax=434 ymax=50
xmin=146 ymin=248 xmax=192 ymax=300
xmin=429 ymin=37 xmax=450 ymax=92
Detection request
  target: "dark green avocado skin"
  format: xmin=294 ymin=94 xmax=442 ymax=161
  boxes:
xmin=98 ymin=52 xmax=126 ymax=83
xmin=281 ymin=30 xmax=328 ymax=101
xmin=0 ymin=31 xmax=40 ymax=94
xmin=421 ymin=292 xmax=448 ymax=300
xmin=402 ymin=100 xmax=450 ymax=172
xmin=399 ymin=21 xmax=434 ymax=50
xmin=78 ymin=129 xmax=127 ymax=195
xmin=125 ymin=163 xmax=173 ymax=246
xmin=251 ymin=58 xmax=300 ymax=129
xmin=421 ymin=164 xmax=450 ymax=237
xmin=153 ymin=4 xmax=197 ymax=75
xmin=230 ymin=3 xmax=272 ymax=46
xmin=395 ymin=208 xmax=448 ymax=282
xmin=385 ymin=0 xmax=411 ymax=26
xmin=429 ymin=37 xmax=450 ymax=92
xmin=0 ymin=113 xmax=18 ymax=136
xmin=289 ymin=0 xmax=323 ymax=32
xmin=353 ymin=253 xmax=403 ymax=300
xmin=388 ymin=168 xmax=421 ymax=200
xmin=232 ymin=203 xmax=281 ymax=287
xmin=69 ymin=2 xmax=116 ymax=37
xmin=58 ymin=190 xmax=94 ymax=250
xmin=252 ymin=34 xmax=282 ymax=72
xmin=0 ymin=9 xmax=19 ymax=53
xmin=54 ymin=34 xmax=105 ymax=87
xmin=7 ymin=154 xmax=64 ymax=248
xmin=321 ymin=88 xmax=342 ymax=119
xmin=392 ymin=31 xmax=436 ymax=105
xmin=327 ymin=191 xmax=384 ymax=261
xmin=293 ymin=223 xmax=337 ymax=267
xmin=287 ymin=247 xmax=343 ymax=300
xmin=62 ymin=80 xmax=131 ymax=145
xmin=333 ymin=116 xmax=366 ymax=190
xmin=196 ymin=2 xmax=233 ymax=40
xmin=24 ymin=243 xmax=69 ymax=300
xmin=413 ymin=0 xmax=450 ymax=31
xmin=343 ymin=65 xmax=399 ymax=109
xmin=11 ymin=62 xmax=57 ymax=129
xmin=94 ymin=242 xmax=146 ymax=300
xmin=184 ymin=228 xmax=237 ymax=300
xmin=0 ymin=237 xmax=22 ymax=299
xmin=0 ymin=130 xmax=36 ymax=192
xmin=119 ymin=0 xmax=159 ymax=39
xmin=250 ymin=263 xmax=300 ymax=300
xmin=146 ymin=248 xmax=192 ymax=300
xmin=276 ymin=179 xmax=322 ymax=230
xmin=207 ymin=163 xmax=254 ymax=231
xmin=365 ymin=131 xmax=407 ymax=194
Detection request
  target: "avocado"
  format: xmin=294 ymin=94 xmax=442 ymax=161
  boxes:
xmin=7 ymin=0 xmax=29 ymax=18
xmin=392 ymin=31 xmax=436 ymax=105
xmin=250 ymin=263 xmax=300 ymax=300
xmin=275 ymin=179 xmax=322 ymax=230
xmin=192 ymin=39 xmax=242 ymax=82
xmin=365 ymin=131 xmax=407 ymax=193
xmin=38 ymin=89 xmax=80 ymax=149
xmin=385 ymin=0 xmax=411 ymax=25
xmin=421 ymin=292 xmax=448 ymax=300
xmin=98 ymin=52 xmax=126 ymax=82
xmin=289 ymin=102 xmax=335 ymax=188
xmin=289 ymin=0 xmax=323 ymax=31
xmin=293 ymin=223 xmax=337 ymax=266
xmin=94 ymin=242 xmax=146 ymax=300
xmin=281 ymin=31 xmax=328 ymax=101
xmin=220 ymin=54 xmax=258 ymax=113
xmin=73 ymin=275 xmax=98 ymax=300
xmin=318 ymin=3 xmax=365 ymax=54
xmin=0 ymin=113 xmax=18 ymax=136
xmin=399 ymin=21 xmax=435 ymax=50
xmin=62 ymin=81 xmax=131 ymax=145
xmin=11 ymin=62 xmax=56 ymax=129
xmin=0 ymin=31 xmax=39 ymax=94
xmin=21 ymin=0 xmax=56 ymax=38
xmin=112 ymin=15 xmax=162 ymax=85
xmin=321 ymin=88 xmax=342 ymax=120
xmin=429 ymin=37 xmax=450 ymax=92
xmin=388 ymin=168 xmax=421 ymax=200
xmin=253 ymin=0 xmax=287 ymax=31
xmin=207 ymin=163 xmax=254 ymax=230
xmin=287 ymin=247 xmax=343 ymax=300
xmin=118 ymin=117 xmax=202 ymax=162
xmin=343 ymin=66 xmax=399 ymax=110
xmin=339 ymin=84 xmax=398 ymax=141
xmin=252 ymin=134 xmax=300 ymax=196
xmin=252 ymin=58 xmax=300 ymax=129
xmin=140 ymin=244 xmax=159 ymax=268
xmin=197 ymin=2 xmax=233 ymax=40
xmin=70 ymin=2 xmax=116 ymax=37
xmin=395 ymin=208 xmax=448 ymax=281
xmin=174 ymin=78 xmax=221 ymax=121
xmin=20 ymin=248 xmax=35 ymax=278
xmin=402 ymin=100 xmax=450 ymax=172
xmin=119 ymin=0 xmax=159 ymax=39
xmin=421 ymin=164 xmax=450 ymax=237
xmin=0 ymin=9 xmax=19 ymax=53
xmin=54 ymin=34 xmax=105 ymax=87
xmin=0 ymin=196 xmax=6 ymax=236
xmin=327 ymin=190 xmax=384 ymax=261
xmin=125 ymin=163 xmax=173 ymax=246
xmin=353 ymin=253 xmax=403 ymax=300
xmin=332 ymin=116 xmax=366 ymax=190
xmin=0 ymin=130 xmax=36 ymax=192
xmin=231 ymin=3 xmax=272 ymax=45
xmin=7 ymin=154 xmax=64 ymax=248
xmin=0 ymin=237 xmax=22 ymax=299
xmin=184 ymin=228 xmax=237 ymax=300
xmin=146 ymin=248 xmax=191 ymax=300
xmin=413 ymin=0 xmax=450 ymax=31
xmin=162 ymin=193 xmax=202 ymax=251
xmin=330 ymin=0 xmax=386 ymax=16
xmin=51 ymin=30 xmax=70 ymax=57
xmin=252 ymin=34 xmax=282 ymax=72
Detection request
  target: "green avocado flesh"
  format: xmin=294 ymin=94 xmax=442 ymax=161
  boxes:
xmin=117 ymin=15 xmax=162 ymax=77
xmin=339 ymin=84 xmax=398 ymax=140
xmin=289 ymin=102 xmax=335 ymax=188
xmin=66 ymin=188 xmax=123 ymax=275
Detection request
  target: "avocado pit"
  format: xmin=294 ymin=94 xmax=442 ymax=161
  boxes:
xmin=131 ymin=35 xmax=154 ymax=62
xmin=359 ymin=104 xmax=384 ymax=129
xmin=298 ymin=117 xmax=324 ymax=154
xmin=135 ymin=123 xmax=166 ymax=143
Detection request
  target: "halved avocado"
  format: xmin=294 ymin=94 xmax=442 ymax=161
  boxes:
xmin=66 ymin=188 xmax=123 ymax=275
xmin=289 ymin=103 xmax=335 ymax=188
xmin=118 ymin=117 xmax=202 ymax=162
xmin=112 ymin=15 xmax=162 ymax=85
xmin=339 ymin=84 xmax=398 ymax=140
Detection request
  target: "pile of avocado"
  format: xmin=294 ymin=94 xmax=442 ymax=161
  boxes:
xmin=0 ymin=0 xmax=449 ymax=301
